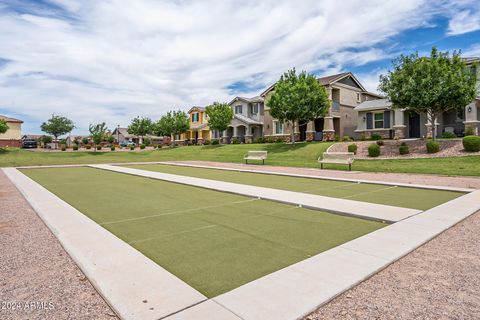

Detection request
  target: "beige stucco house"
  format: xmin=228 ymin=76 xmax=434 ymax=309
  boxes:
xmin=0 ymin=115 xmax=23 ymax=147
xmin=223 ymin=96 xmax=264 ymax=143
xmin=355 ymin=57 xmax=480 ymax=139
xmin=260 ymin=72 xmax=382 ymax=141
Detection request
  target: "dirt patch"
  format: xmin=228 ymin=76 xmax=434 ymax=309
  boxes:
xmin=329 ymin=139 xmax=480 ymax=159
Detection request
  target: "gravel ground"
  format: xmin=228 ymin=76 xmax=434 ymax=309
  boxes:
xmin=305 ymin=210 xmax=480 ymax=320
xmin=171 ymin=160 xmax=480 ymax=189
xmin=329 ymin=139 xmax=480 ymax=159
xmin=0 ymin=171 xmax=117 ymax=320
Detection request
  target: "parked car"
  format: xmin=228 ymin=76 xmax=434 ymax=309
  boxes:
xmin=119 ymin=140 xmax=135 ymax=147
xmin=22 ymin=139 xmax=38 ymax=148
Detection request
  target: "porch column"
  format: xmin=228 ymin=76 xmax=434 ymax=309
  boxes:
xmin=392 ymin=109 xmax=406 ymax=139
xmin=244 ymin=124 xmax=253 ymax=143
xmin=322 ymin=117 xmax=335 ymax=141
xmin=306 ymin=120 xmax=315 ymax=141
xmin=464 ymin=102 xmax=479 ymax=135
xmin=222 ymin=129 xmax=229 ymax=144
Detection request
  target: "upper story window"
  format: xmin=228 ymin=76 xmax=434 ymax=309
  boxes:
xmin=356 ymin=93 xmax=362 ymax=102
xmin=235 ymin=105 xmax=243 ymax=114
xmin=250 ymin=103 xmax=259 ymax=115
xmin=274 ymin=121 xmax=284 ymax=134
xmin=374 ymin=113 xmax=384 ymax=129
xmin=191 ymin=113 xmax=199 ymax=122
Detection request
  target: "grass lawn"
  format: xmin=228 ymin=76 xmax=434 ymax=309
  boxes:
xmin=2 ymin=142 xmax=480 ymax=176
xmin=21 ymin=167 xmax=384 ymax=297
xmin=124 ymin=164 xmax=463 ymax=210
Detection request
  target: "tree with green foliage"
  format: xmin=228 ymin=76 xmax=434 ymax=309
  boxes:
xmin=89 ymin=122 xmax=108 ymax=152
xmin=379 ymin=47 xmax=477 ymax=140
xmin=128 ymin=116 xmax=153 ymax=144
xmin=267 ymin=68 xmax=330 ymax=143
xmin=205 ymin=102 xmax=233 ymax=140
xmin=40 ymin=114 xmax=75 ymax=149
xmin=106 ymin=134 xmax=115 ymax=144
xmin=0 ymin=119 xmax=9 ymax=134
xmin=154 ymin=110 xmax=189 ymax=144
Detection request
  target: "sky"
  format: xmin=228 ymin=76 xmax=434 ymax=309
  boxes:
xmin=0 ymin=0 xmax=479 ymax=134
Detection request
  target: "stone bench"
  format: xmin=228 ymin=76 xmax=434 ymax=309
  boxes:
xmin=244 ymin=151 xmax=268 ymax=164
xmin=318 ymin=152 xmax=354 ymax=171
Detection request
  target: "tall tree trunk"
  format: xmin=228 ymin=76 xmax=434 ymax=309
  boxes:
xmin=291 ymin=120 xmax=296 ymax=144
xmin=428 ymin=111 xmax=438 ymax=141
xmin=54 ymin=135 xmax=58 ymax=149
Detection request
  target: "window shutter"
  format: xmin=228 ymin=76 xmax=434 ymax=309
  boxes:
xmin=384 ymin=111 xmax=390 ymax=128
xmin=366 ymin=112 xmax=373 ymax=129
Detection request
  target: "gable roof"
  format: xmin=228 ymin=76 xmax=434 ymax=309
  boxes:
xmin=0 ymin=115 xmax=23 ymax=123
xmin=260 ymin=72 xmax=366 ymax=96
xmin=354 ymin=98 xmax=392 ymax=111
xmin=228 ymin=96 xmax=264 ymax=105
xmin=187 ymin=106 xmax=205 ymax=114
xmin=233 ymin=114 xmax=263 ymax=125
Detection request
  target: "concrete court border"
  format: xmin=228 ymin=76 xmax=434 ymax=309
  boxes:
xmin=91 ymin=164 xmax=422 ymax=223
xmin=2 ymin=167 xmax=208 ymax=320
xmin=6 ymin=166 xmax=480 ymax=320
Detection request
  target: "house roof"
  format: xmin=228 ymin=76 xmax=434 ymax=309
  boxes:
xmin=464 ymin=57 xmax=480 ymax=65
xmin=113 ymin=127 xmax=137 ymax=139
xmin=228 ymin=96 xmax=264 ymax=105
xmin=0 ymin=115 xmax=23 ymax=123
xmin=354 ymin=98 xmax=392 ymax=111
xmin=260 ymin=72 xmax=367 ymax=96
xmin=233 ymin=114 xmax=263 ymax=125
xmin=187 ymin=106 xmax=205 ymax=114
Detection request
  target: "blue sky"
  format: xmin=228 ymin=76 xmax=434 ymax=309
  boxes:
xmin=0 ymin=0 xmax=479 ymax=134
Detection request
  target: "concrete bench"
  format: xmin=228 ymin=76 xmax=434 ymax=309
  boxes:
xmin=318 ymin=152 xmax=354 ymax=171
xmin=244 ymin=151 xmax=268 ymax=164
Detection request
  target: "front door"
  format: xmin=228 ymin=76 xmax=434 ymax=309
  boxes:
xmin=408 ymin=113 xmax=421 ymax=138
xmin=299 ymin=122 xmax=307 ymax=141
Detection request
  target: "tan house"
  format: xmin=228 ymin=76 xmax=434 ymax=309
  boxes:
xmin=355 ymin=57 xmax=480 ymax=139
xmin=0 ymin=115 xmax=23 ymax=147
xmin=176 ymin=107 xmax=217 ymax=144
xmin=261 ymin=72 xmax=382 ymax=141
xmin=223 ymin=96 xmax=264 ymax=143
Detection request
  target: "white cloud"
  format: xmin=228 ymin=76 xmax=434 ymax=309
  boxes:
xmin=447 ymin=7 xmax=480 ymax=35
xmin=0 ymin=0 xmax=475 ymax=134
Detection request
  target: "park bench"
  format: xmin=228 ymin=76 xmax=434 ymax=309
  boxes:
xmin=318 ymin=152 xmax=354 ymax=171
xmin=244 ymin=151 xmax=268 ymax=164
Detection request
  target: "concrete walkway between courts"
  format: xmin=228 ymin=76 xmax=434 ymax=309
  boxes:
xmin=90 ymin=164 xmax=422 ymax=223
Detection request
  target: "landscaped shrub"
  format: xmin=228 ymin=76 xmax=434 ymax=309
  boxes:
xmin=129 ymin=145 xmax=135 ymax=150
xmin=347 ymin=143 xmax=357 ymax=154
xmin=85 ymin=145 xmax=92 ymax=150
xmin=231 ymin=138 xmax=240 ymax=144
xmin=275 ymin=137 xmax=283 ymax=143
xmin=426 ymin=141 xmax=440 ymax=153
xmin=265 ymin=136 xmax=275 ymax=143
xmin=399 ymin=145 xmax=409 ymax=155
xmin=143 ymin=137 xmax=151 ymax=146
xmin=463 ymin=135 xmax=480 ymax=152
xmin=211 ymin=139 xmax=220 ymax=145
xmin=96 ymin=145 xmax=102 ymax=150
xmin=334 ymin=135 xmax=340 ymax=142
xmin=376 ymin=140 xmax=384 ymax=146
xmin=140 ymin=144 xmax=146 ymax=149
xmin=110 ymin=146 xmax=115 ymax=151
xmin=464 ymin=127 xmax=475 ymax=136
xmin=73 ymin=145 xmax=78 ymax=151
xmin=203 ymin=140 xmax=211 ymax=145
xmin=368 ymin=143 xmax=380 ymax=157
xmin=82 ymin=137 xmax=89 ymax=145
xmin=370 ymin=133 xmax=382 ymax=140
xmin=61 ymin=146 xmax=66 ymax=151
xmin=342 ymin=135 xmax=351 ymax=142
xmin=442 ymin=131 xmax=457 ymax=139
xmin=360 ymin=133 xmax=367 ymax=141
xmin=255 ymin=137 xmax=265 ymax=143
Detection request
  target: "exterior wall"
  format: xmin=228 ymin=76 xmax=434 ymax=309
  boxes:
xmin=0 ymin=122 xmax=22 ymax=147
xmin=337 ymin=105 xmax=357 ymax=137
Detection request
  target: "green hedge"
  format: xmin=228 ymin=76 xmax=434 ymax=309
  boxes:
xmin=347 ymin=143 xmax=357 ymax=154
xmin=426 ymin=141 xmax=440 ymax=153
xmin=399 ymin=145 xmax=409 ymax=155
xmin=368 ymin=143 xmax=380 ymax=157
xmin=463 ymin=136 xmax=480 ymax=152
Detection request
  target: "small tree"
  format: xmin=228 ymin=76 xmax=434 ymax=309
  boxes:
xmin=89 ymin=122 xmax=108 ymax=152
xmin=128 ymin=117 xmax=153 ymax=144
xmin=106 ymin=135 xmax=115 ymax=144
xmin=40 ymin=114 xmax=75 ymax=149
xmin=379 ymin=47 xmax=477 ymax=140
xmin=41 ymin=135 xmax=52 ymax=148
xmin=82 ymin=137 xmax=89 ymax=145
xmin=267 ymin=68 xmax=330 ymax=143
xmin=154 ymin=111 xmax=189 ymax=145
xmin=0 ymin=119 xmax=9 ymax=134
xmin=205 ymin=102 xmax=233 ymax=141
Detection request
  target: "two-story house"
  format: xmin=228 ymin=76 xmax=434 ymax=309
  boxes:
xmin=0 ymin=114 xmax=23 ymax=147
xmin=260 ymin=72 xmax=382 ymax=141
xmin=176 ymin=106 xmax=218 ymax=144
xmin=223 ymin=96 xmax=264 ymax=143
xmin=354 ymin=57 xmax=480 ymax=139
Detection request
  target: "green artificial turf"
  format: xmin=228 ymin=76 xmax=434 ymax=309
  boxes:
xmin=22 ymin=167 xmax=384 ymax=298
xmin=124 ymin=164 xmax=464 ymax=210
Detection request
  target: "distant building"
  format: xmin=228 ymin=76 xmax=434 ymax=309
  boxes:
xmin=0 ymin=115 xmax=23 ymax=147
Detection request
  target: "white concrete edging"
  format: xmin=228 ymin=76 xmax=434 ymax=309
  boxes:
xmin=90 ymin=164 xmax=421 ymax=223
xmin=2 ymin=168 xmax=206 ymax=320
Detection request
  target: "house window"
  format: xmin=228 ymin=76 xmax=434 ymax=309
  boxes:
xmin=274 ymin=121 xmax=284 ymax=134
xmin=235 ymin=105 xmax=242 ymax=114
xmin=356 ymin=93 xmax=361 ymax=102
xmin=175 ymin=134 xmax=180 ymax=140
xmin=192 ymin=113 xmax=199 ymax=122
xmin=374 ymin=113 xmax=384 ymax=129
xmin=250 ymin=103 xmax=258 ymax=115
